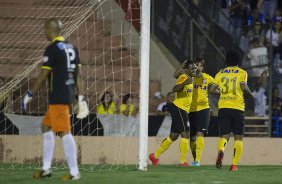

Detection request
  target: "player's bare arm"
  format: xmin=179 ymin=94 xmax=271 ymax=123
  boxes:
xmin=240 ymin=82 xmax=254 ymax=99
xmin=75 ymin=64 xmax=89 ymax=119
xmin=76 ymin=64 xmax=84 ymax=96
xmin=31 ymin=69 xmax=51 ymax=94
xmin=208 ymin=83 xmax=220 ymax=95
xmin=173 ymin=66 xmax=184 ymax=79
xmin=172 ymin=77 xmax=192 ymax=92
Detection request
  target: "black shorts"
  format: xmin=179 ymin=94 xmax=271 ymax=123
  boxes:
xmin=189 ymin=108 xmax=210 ymax=137
xmin=169 ymin=103 xmax=189 ymax=133
xmin=218 ymin=108 xmax=245 ymax=136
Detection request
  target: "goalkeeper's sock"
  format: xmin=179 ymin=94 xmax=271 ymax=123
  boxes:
xmin=232 ymin=140 xmax=243 ymax=166
xmin=154 ymin=136 xmax=173 ymax=159
xmin=42 ymin=131 xmax=55 ymax=171
xmin=195 ymin=136 xmax=204 ymax=163
xmin=179 ymin=138 xmax=189 ymax=163
xmin=62 ymin=134 xmax=79 ymax=176
xmin=190 ymin=140 xmax=196 ymax=161
xmin=217 ymin=137 xmax=228 ymax=152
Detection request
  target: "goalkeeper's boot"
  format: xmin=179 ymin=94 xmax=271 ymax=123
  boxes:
xmin=191 ymin=161 xmax=200 ymax=166
xmin=149 ymin=153 xmax=159 ymax=167
xmin=33 ymin=169 xmax=52 ymax=179
xmin=229 ymin=165 xmax=238 ymax=172
xmin=61 ymin=173 xmax=81 ymax=180
xmin=216 ymin=150 xmax=224 ymax=169
xmin=178 ymin=162 xmax=189 ymax=167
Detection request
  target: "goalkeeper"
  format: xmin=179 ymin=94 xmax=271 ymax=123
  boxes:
xmin=22 ymin=18 xmax=89 ymax=180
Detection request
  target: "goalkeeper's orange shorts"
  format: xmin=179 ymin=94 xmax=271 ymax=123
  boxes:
xmin=42 ymin=104 xmax=71 ymax=132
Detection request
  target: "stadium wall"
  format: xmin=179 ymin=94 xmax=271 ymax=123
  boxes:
xmin=1 ymin=136 xmax=282 ymax=165
xmin=102 ymin=0 xmax=177 ymax=95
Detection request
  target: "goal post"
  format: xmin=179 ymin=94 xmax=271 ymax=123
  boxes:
xmin=0 ymin=0 xmax=150 ymax=171
xmin=138 ymin=0 xmax=150 ymax=171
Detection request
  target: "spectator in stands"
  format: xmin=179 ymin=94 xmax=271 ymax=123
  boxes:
xmin=265 ymin=20 xmax=281 ymax=55
xmin=247 ymin=38 xmax=268 ymax=78
xmin=271 ymin=86 xmax=282 ymax=136
xmin=241 ymin=0 xmax=252 ymax=26
xmin=156 ymin=91 xmax=175 ymax=116
xmin=252 ymin=70 xmax=268 ymax=117
xmin=272 ymin=8 xmax=282 ymax=22
xmin=257 ymin=0 xmax=277 ymax=23
xmin=229 ymin=0 xmax=251 ymax=40
xmin=119 ymin=93 xmax=138 ymax=116
xmin=229 ymin=0 xmax=244 ymax=40
xmin=97 ymin=89 xmax=117 ymax=115
xmin=247 ymin=21 xmax=265 ymax=46
xmin=247 ymin=8 xmax=260 ymax=26
xmin=272 ymin=87 xmax=282 ymax=117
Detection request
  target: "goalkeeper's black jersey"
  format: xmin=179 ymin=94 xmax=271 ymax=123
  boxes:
xmin=41 ymin=36 xmax=80 ymax=104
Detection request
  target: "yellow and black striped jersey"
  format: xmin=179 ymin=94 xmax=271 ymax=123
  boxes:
xmin=190 ymin=73 xmax=214 ymax=112
xmin=214 ymin=66 xmax=247 ymax=111
xmin=173 ymin=74 xmax=193 ymax=112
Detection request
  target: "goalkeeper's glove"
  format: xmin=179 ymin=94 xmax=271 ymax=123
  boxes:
xmin=76 ymin=95 xmax=89 ymax=119
xmin=22 ymin=90 xmax=33 ymax=111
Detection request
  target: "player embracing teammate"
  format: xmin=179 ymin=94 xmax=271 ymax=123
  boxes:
xmin=150 ymin=50 xmax=253 ymax=171
xmin=149 ymin=58 xmax=196 ymax=166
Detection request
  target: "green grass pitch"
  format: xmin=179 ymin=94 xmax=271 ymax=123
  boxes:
xmin=0 ymin=165 xmax=282 ymax=184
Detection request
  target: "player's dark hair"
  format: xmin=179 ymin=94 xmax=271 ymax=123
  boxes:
xmin=182 ymin=58 xmax=194 ymax=69
xmin=122 ymin=93 xmax=133 ymax=104
xmin=101 ymin=91 xmax=113 ymax=110
xmin=225 ymin=50 xmax=242 ymax=67
xmin=195 ymin=57 xmax=205 ymax=65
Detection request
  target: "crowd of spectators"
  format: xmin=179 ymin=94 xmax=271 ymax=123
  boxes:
xmin=96 ymin=87 xmax=139 ymax=117
xmin=218 ymin=0 xmax=282 ymax=135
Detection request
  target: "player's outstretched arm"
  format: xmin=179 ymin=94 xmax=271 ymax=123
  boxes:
xmin=240 ymin=82 xmax=254 ymax=99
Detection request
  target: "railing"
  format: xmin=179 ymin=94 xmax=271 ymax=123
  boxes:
xmin=245 ymin=116 xmax=269 ymax=137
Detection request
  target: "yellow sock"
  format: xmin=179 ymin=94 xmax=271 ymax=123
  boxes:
xmin=232 ymin=140 xmax=243 ymax=165
xmin=179 ymin=138 xmax=189 ymax=163
xmin=195 ymin=136 xmax=204 ymax=162
xmin=217 ymin=138 xmax=228 ymax=152
xmin=190 ymin=140 xmax=196 ymax=161
xmin=154 ymin=137 xmax=173 ymax=159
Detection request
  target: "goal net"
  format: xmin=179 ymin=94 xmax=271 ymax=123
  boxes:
xmin=0 ymin=0 xmax=141 ymax=171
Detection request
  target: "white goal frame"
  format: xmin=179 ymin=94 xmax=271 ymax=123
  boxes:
xmin=138 ymin=0 xmax=150 ymax=171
